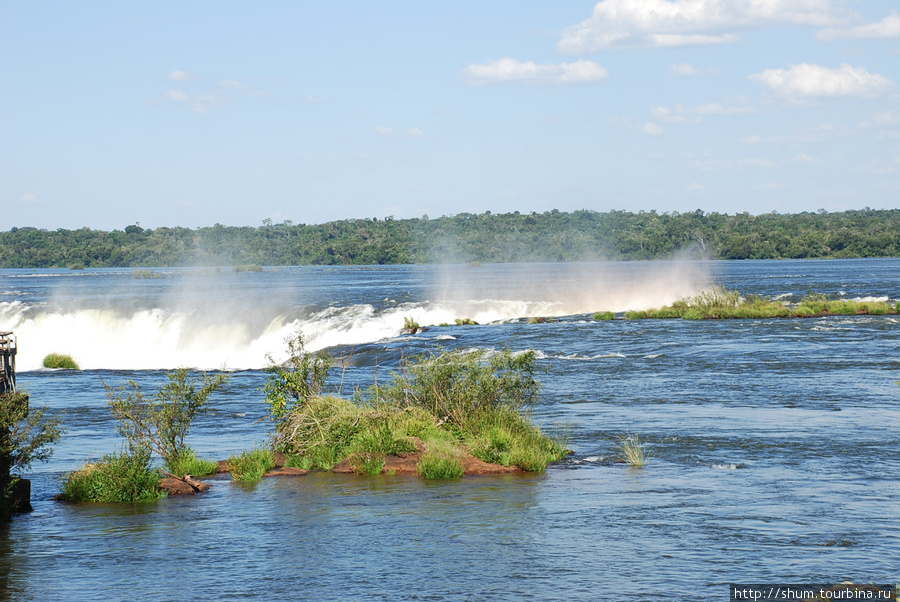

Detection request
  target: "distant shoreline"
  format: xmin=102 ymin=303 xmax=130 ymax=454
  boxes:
xmin=3 ymin=208 xmax=898 ymax=268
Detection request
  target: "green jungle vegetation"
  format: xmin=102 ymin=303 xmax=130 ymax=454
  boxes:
xmin=2 ymin=208 xmax=899 ymax=268
xmin=611 ymin=288 xmax=900 ymax=320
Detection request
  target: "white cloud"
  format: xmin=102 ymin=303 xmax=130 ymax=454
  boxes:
xmin=859 ymin=110 xmax=900 ymax=129
xmin=790 ymin=153 xmax=824 ymax=164
xmin=20 ymin=193 xmax=42 ymax=205
xmin=163 ymin=89 xmax=226 ymax=114
xmin=817 ymin=11 xmax=900 ymax=40
xmin=750 ymin=63 xmax=894 ymax=98
xmin=167 ymin=70 xmax=194 ymax=81
xmin=301 ymin=94 xmax=330 ymax=104
xmin=670 ymin=63 xmax=720 ymax=77
xmin=218 ymin=80 xmax=247 ymax=89
xmin=559 ymin=0 xmax=845 ymax=53
xmin=689 ymin=157 xmax=776 ymax=170
xmin=652 ymin=100 xmax=756 ymax=124
xmin=642 ymin=122 xmax=664 ymax=135
xmin=375 ymin=126 xmax=425 ymax=139
xmin=462 ymin=58 xmax=608 ymax=85
xmin=688 ymin=182 xmax=706 ymax=190
xmin=741 ymin=158 xmax=776 ymax=168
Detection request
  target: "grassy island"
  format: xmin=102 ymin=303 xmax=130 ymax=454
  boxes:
xmin=610 ymin=288 xmax=899 ymax=320
xmin=265 ymin=338 xmax=568 ymax=478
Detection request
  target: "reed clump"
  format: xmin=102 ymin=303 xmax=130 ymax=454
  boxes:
xmin=42 ymin=353 xmax=80 ymax=370
xmin=264 ymin=336 xmax=568 ymax=478
xmin=133 ymin=270 xmax=163 ymax=279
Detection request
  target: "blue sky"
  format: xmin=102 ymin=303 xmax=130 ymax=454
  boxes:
xmin=3 ymin=1 xmax=899 ymax=230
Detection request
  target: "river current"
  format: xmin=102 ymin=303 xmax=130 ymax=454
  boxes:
xmin=1 ymin=259 xmax=898 ymax=600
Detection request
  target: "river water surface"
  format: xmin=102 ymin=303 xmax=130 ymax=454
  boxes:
xmin=1 ymin=259 xmax=898 ymax=600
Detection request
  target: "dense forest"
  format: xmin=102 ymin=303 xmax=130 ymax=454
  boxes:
xmin=1 ymin=208 xmax=898 ymax=268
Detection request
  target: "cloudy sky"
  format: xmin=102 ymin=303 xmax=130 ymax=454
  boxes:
xmin=3 ymin=1 xmax=899 ymax=230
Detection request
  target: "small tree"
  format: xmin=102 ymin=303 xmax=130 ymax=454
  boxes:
xmin=1 ymin=391 xmax=63 ymax=518
xmin=106 ymin=369 xmax=228 ymax=467
xmin=263 ymin=334 xmax=332 ymax=419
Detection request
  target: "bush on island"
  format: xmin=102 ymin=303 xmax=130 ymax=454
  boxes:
xmin=43 ymin=353 xmax=79 ymax=370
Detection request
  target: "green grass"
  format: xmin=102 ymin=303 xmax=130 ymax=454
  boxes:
xmin=42 ymin=353 xmax=80 ymax=370
xmin=417 ymin=454 xmax=464 ymax=479
xmin=617 ymin=433 xmax=648 ymax=468
xmin=402 ymin=316 xmax=421 ymax=331
xmin=454 ymin=318 xmax=478 ymax=325
xmin=232 ymin=264 xmax=264 ymax=272
xmin=165 ymin=448 xmax=218 ymax=477
xmin=593 ymin=311 xmax=615 ymax=321
xmin=227 ymin=448 xmax=276 ymax=481
xmin=61 ymin=449 xmax=164 ymax=503
xmin=349 ymin=452 xmax=386 ymax=475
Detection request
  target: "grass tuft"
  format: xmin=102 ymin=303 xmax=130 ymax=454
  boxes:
xmin=349 ymin=452 xmax=386 ymax=475
xmin=417 ymin=454 xmax=464 ymax=479
xmin=165 ymin=448 xmax=218 ymax=477
xmin=42 ymin=353 xmax=79 ymax=370
xmin=617 ymin=433 xmax=648 ymax=468
xmin=593 ymin=311 xmax=615 ymax=321
xmin=227 ymin=448 xmax=276 ymax=481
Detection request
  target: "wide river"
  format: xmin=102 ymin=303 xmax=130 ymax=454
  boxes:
xmin=1 ymin=259 xmax=898 ymax=600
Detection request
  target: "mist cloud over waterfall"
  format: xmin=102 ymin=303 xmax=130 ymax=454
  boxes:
xmin=1 ymin=262 xmax=712 ymax=371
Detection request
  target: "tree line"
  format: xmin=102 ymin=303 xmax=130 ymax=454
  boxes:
xmin=1 ymin=208 xmax=898 ymax=268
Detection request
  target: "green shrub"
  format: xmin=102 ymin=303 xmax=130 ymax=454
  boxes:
xmin=373 ymin=348 xmax=540 ymax=433
xmin=62 ymin=448 xmax=163 ymax=503
xmin=227 ymin=448 xmax=275 ymax=481
xmin=232 ymin=264 xmax=264 ymax=272
xmin=133 ymin=270 xmax=163 ymax=279
xmin=264 ymin=334 xmax=332 ymax=426
xmin=42 ymin=353 xmax=79 ymax=370
xmin=454 ymin=318 xmax=477 ymax=325
xmin=402 ymin=316 xmax=421 ymax=331
xmin=165 ymin=448 xmax=218 ymax=477
xmin=106 ymin=368 xmax=228 ymax=466
xmin=593 ymin=311 xmax=615 ymax=321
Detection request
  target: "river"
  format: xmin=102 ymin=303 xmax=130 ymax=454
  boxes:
xmin=1 ymin=259 xmax=898 ymax=600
